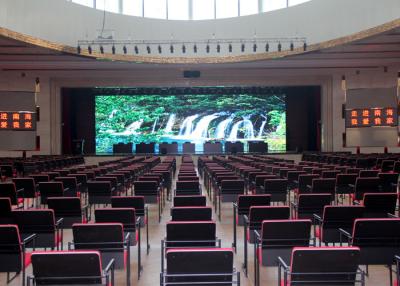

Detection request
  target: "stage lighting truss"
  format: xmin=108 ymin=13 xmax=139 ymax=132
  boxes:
xmin=77 ymin=37 xmax=307 ymax=55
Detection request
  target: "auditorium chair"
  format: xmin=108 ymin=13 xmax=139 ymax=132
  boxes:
xmin=134 ymin=180 xmax=162 ymax=222
xmin=54 ymin=176 xmax=80 ymax=197
xmin=351 ymin=177 xmax=381 ymax=202
xmin=13 ymin=209 xmax=63 ymax=250
xmin=162 ymin=221 xmax=219 ymax=271
xmin=67 ymin=173 xmax=88 ymax=202
xmin=38 ymin=182 xmax=67 ymax=205
xmin=173 ymin=195 xmax=207 ymax=207
xmin=359 ymin=170 xmax=379 ymax=178
xmin=294 ymin=174 xmax=319 ymax=197
xmin=170 ymin=206 xmax=212 ymax=221
xmin=28 ymin=251 xmax=115 ymax=286
xmin=44 ymin=171 xmax=60 ymax=181
xmin=378 ymin=172 xmax=399 ymax=193
xmin=261 ymin=179 xmax=288 ymax=204
xmin=278 ymin=247 xmax=364 ymax=286
xmin=254 ymin=175 xmax=277 ymax=193
xmin=354 ymin=193 xmax=397 ymax=218
xmin=308 ymin=178 xmax=336 ymax=202
xmin=160 ymin=248 xmax=239 ymax=286
xmin=254 ymin=220 xmax=313 ymax=285
xmin=347 ymin=168 xmax=363 ymax=175
xmin=243 ymin=206 xmax=290 ymax=274
xmin=0 ymin=198 xmax=13 ymax=224
xmin=87 ymin=181 xmax=114 ymax=208
xmin=95 ymin=208 xmax=143 ymax=278
xmin=380 ymin=160 xmax=395 ymax=173
xmin=175 ymin=180 xmax=201 ymax=196
xmin=321 ymin=170 xmax=341 ymax=179
xmin=286 ymin=171 xmax=306 ymax=192
xmin=313 ymin=205 xmax=364 ymax=246
xmin=0 ymin=225 xmax=36 ymax=286
xmin=71 ymin=223 xmax=132 ymax=284
xmin=96 ymin=176 xmax=122 ymax=195
xmin=335 ymin=174 xmax=358 ymax=204
xmin=339 ymin=218 xmax=400 ymax=285
xmin=216 ymin=179 xmax=245 ymax=220
xmin=30 ymin=174 xmax=50 ymax=185
xmin=13 ymin=178 xmax=37 ymax=208
xmin=47 ymin=197 xmax=88 ymax=228
xmin=0 ymin=182 xmax=24 ymax=208
xmin=291 ymin=193 xmax=332 ymax=220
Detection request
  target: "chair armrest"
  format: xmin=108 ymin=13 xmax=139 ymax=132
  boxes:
xmin=55 ymin=218 xmax=64 ymax=228
xmin=124 ymin=232 xmax=131 ymax=244
xmin=290 ymin=201 xmax=298 ymax=209
xmin=63 ymin=187 xmax=70 ymax=193
xmin=353 ymin=200 xmax=361 ymax=205
xmin=388 ymin=213 xmax=398 ymax=218
xmin=254 ymin=230 xmax=261 ymax=242
xmin=348 ymin=184 xmax=355 ymax=188
xmin=313 ymin=214 xmax=323 ymax=223
xmin=16 ymin=188 xmax=24 ymax=194
xmin=243 ymin=215 xmax=249 ymax=225
xmin=136 ymin=216 xmax=142 ymax=226
xmin=277 ymin=257 xmax=289 ymax=270
xmin=338 ymin=228 xmax=352 ymax=239
xmin=293 ymin=180 xmax=298 ymax=184
xmin=104 ymin=258 xmax=115 ymax=273
xmin=23 ymin=233 xmax=37 ymax=245
xmin=81 ymin=204 xmax=89 ymax=211
xmin=306 ymin=185 xmax=312 ymax=190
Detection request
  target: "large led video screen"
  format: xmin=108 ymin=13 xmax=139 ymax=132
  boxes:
xmin=95 ymin=93 xmax=286 ymax=153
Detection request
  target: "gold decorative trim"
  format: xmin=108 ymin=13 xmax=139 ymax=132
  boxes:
xmin=0 ymin=17 xmax=400 ymax=64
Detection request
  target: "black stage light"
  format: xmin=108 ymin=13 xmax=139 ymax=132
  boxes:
xmin=303 ymin=42 xmax=307 ymax=51
xmin=241 ymin=43 xmax=245 ymax=52
xmin=182 ymin=44 xmax=186 ymax=53
xmin=216 ymin=44 xmax=220 ymax=53
xmin=146 ymin=46 xmax=151 ymax=54
xmin=193 ymin=44 xmax=197 ymax=53
xmin=228 ymin=44 xmax=232 ymax=53
xmin=278 ymin=42 xmax=282 ymax=52
xmin=170 ymin=45 xmax=174 ymax=53
xmin=290 ymin=42 xmax=294 ymax=51
xmin=265 ymin=43 xmax=269 ymax=52
xmin=100 ymin=45 xmax=104 ymax=54
xmin=206 ymin=44 xmax=210 ymax=53
xmin=158 ymin=45 xmax=162 ymax=54
xmin=88 ymin=45 xmax=92 ymax=54
xmin=253 ymin=43 xmax=257 ymax=52
xmin=123 ymin=45 xmax=127 ymax=54
xmin=112 ymin=45 xmax=116 ymax=54
xmin=77 ymin=45 xmax=81 ymax=54
xmin=134 ymin=46 xmax=139 ymax=54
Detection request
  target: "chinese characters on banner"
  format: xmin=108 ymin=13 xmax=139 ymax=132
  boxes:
xmin=346 ymin=107 xmax=397 ymax=128
xmin=0 ymin=112 xmax=36 ymax=131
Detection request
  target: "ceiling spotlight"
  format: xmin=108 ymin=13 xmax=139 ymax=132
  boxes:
xmin=228 ymin=44 xmax=232 ymax=53
xmin=123 ymin=45 xmax=127 ymax=54
xmin=193 ymin=44 xmax=197 ymax=53
xmin=216 ymin=44 xmax=221 ymax=53
xmin=77 ymin=45 xmax=81 ymax=54
xmin=278 ymin=42 xmax=282 ymax=52
xmin=303 ymin=42 xmax=307 ymax=51
xmin=146 ymin=46 xmax=151 ymax=54
xmin=134 ymin=46 xmax=139 ymax=54
xmin=88 ymin=45 xmax=92 ymax=54
xmin=170 ymin=45 xmax=174 ymax=53
xmin=265 ymin=43 xmax=269 ymax=52
xmin=100 ymin=46 xmax=104 ymax=54
xmin=182 ymin=44 xmax=186 ymax=53
xmin=112 ymin=45 xmax=116 ymax=54
xmin=241 ymin=43 xmax=245 ymax=52
xmin=253 ymin=43 xmax=257 ymax=52
xmin=158 ymin=45 xmax=162 ymax=54
xmin=206 ymin=44 xmax=210 ymax=53
xmin=290 ymin=42 xmax=294 ymax=51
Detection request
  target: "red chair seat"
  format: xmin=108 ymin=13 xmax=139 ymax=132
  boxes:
xmin=24 ymin=252 xmax=32 ymax=268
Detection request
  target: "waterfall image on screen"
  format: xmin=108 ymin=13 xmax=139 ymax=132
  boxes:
xmin=95 ymin=93 xmax=286 ymax=153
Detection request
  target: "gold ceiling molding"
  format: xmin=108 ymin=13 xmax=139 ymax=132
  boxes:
xmin=0 ymin=17 xmax=400 ymax=64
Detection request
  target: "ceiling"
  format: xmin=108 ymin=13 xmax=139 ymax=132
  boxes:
xmin=0 ymin=24 xmax=399 ymax=74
